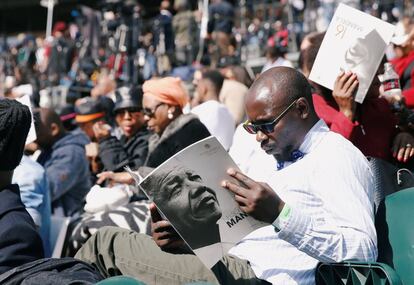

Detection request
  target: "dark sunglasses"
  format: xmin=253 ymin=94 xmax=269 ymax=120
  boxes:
xmin=115 ymin=107 xmax=142 ymax=116
xmin=243 ymin=98 xmax=299 ymax=134
xmin=143 ymin=103 xmax=165 ymax=117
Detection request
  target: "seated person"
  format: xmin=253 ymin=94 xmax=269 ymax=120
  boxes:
xmin=13 ymin=155 xmax=52 ymax=257
xmin=142 ymin=76 xmax=211 ymax=168
xmin=191 ymin=70 xmax=235 ymax=150
xmin=0 ymin=99 xmax=44 ymax=274
xmin=261 ymin=45 xmax=293 ymax=73
xmin=35 ymin=108 xmax=91 ymax=216
xmin=97 ymin=77 xmax=211 ymax=179
xmin=93 ymin=86 xmax=150 ymax=172
xmin=390 ymin=17 xmax=414 ymax=108
xmin=75 ymin=67 xmax=377 ymax=285
xmin=300 ymin=36 xmax=414 ymax=163
xmin=74 ymin=97 xmax=108 ymax=175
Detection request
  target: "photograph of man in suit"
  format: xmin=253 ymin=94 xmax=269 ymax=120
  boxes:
xmin=141 ymin=164 xmax=222 ymax=250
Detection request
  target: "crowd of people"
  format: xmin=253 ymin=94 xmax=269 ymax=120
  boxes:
xmin=1 ymin=0 xmax=414 ymax=284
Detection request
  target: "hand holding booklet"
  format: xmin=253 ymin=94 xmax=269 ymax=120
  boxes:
xmin=309 ymin=3 xmax=395 ymax=103
xmin=126 ymin=136 xmax=267 ymax=268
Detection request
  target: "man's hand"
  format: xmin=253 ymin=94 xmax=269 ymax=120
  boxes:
xmin=150 ymin=203 xmax=189 ymax=253
xmin=392 ymin=132 xmax=414 ymax=163
xmin=92 ymin=121 xmax=111 ymax=141
xmin=221 ymin=168 xmax=284 ymax=224
xmin=333 ymin=71 xmax=359 ymax=121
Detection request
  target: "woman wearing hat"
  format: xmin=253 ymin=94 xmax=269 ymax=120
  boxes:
xmin=93 ymin=86 xmax=150 ymax=172
xmin=142 ymin=77 xmax=210 ymax=167
xmin=96 ymin=77 xmax=210 ymax=184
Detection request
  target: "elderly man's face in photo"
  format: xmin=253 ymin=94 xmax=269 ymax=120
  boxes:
xmin=159 ymin=168 xmax=222 ymax=226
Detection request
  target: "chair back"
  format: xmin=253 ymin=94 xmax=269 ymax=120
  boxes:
xmin=49 ymin=216 xmax=70 ymax=258
xmin=376 ymin=187 xmax=414 ymax=284
xmin=368 ymin=157 xmax=414 ymax=212
xmin=96 ymin=276 xmax=147 ymax=284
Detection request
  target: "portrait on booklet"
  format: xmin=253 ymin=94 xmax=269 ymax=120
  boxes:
xmin=137 ymin=136 xmax=267 ymax=268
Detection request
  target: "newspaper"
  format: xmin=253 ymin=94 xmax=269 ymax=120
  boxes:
xmin=309 ymin=3 xmax=395 ymax=103
xmin=127 ymin=136 xmax=267 ymax=268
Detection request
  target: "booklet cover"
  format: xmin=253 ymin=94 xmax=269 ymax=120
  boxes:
xmin=309 ymin=3 xmax=395 ymax=103
xmin=128 ymin=136 xmax=267 ymax=268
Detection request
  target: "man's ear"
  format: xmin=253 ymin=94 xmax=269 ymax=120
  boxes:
xmin=296 ymin=98 xmax=310 ymax=119
xmin=50 ymin=123 xmax=60 ymax=137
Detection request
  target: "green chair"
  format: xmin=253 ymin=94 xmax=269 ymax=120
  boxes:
xmin=96 ymin=276 xmax=147 ymax=285
xmin=316 ymin=187 xmax=414 ymax=285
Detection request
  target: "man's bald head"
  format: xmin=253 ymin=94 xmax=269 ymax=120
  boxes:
xmin=244 ymin=67 xmax=319 ymax=161
xmin=247 ymin=67 xmax=313 ymax=108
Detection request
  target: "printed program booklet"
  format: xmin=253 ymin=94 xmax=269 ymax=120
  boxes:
xmin=127 ymin=136 xmax=267 ymax=268
xmin=309 ymin=3 xmax=395 ymax=103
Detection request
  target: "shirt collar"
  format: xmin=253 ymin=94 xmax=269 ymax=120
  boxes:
xmin=276 ymin=120 xmax=329 ymax=170
xmin=298 ymin=119 xmax=329 ymax=155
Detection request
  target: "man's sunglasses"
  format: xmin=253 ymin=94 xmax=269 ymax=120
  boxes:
xmin=143 ymin=103 xmax=165 ymax=117
xmin=243 ymin=98 xmax=299 ymax=134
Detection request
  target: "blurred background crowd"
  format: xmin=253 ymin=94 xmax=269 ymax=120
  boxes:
xmin=1 ymin=0 xmax=414 ymax=105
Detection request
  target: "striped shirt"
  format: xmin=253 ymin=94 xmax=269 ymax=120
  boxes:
xmin=229 ymin=120 xmax=377 ymax=284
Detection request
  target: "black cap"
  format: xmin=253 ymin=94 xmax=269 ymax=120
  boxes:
xmin=75 ymin=97 xmax=105 ymax=123
xmin=113 ymin=86 xmax=143 ymax=112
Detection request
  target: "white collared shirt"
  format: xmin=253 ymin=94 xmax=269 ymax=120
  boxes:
xmin=229 ymin=120 xmax=377 ymax=285
xmin=191 ymin=100 xmax=235 ymax=151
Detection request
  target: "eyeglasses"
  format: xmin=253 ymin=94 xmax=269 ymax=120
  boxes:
xmin=143 ymin=103 xmax=165 ymax=117
xmin=243 ymin=98 xmax=299 ymax=134
xmin=115 ymin=107 xmax=141 ymax=117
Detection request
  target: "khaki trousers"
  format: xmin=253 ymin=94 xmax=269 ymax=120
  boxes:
xmin=75 ymin=226 xmax=269 ymax=285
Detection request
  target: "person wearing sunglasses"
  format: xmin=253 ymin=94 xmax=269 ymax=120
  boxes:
xmin=92 ymin=86 xmax=150 ymax=173
xmin=141 ymin=76 xmax=210 ymax=168
xmin=76 ymin=67 xmax=376 ymax=285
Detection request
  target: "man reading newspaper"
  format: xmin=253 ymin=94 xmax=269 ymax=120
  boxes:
xmin=76 ymin=67 xmax=376 ymax=285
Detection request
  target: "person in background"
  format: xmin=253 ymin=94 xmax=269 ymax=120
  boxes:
xmin=35 ymin=108 xmax=91 ymax=216
xmin=390 ymin=18 xmax=414 ymax=108
xmin=142 ymin=76 xmax=210 ymax=168
xmin=96 ymin=77 xmax=210 ymax=184
xmin=194 ymin=68 xmax=248 ymax=126
xmin=93 ymin=86 xmax=150 ymax=172
xmin=267 ymin=20 xmax=289 ymax=49
xmin=13 ymin=155 xmax=51 ymax=257
xmin=75 ymin=97 xmax=112 ymax=142
xmin=191 ymin=69 xmax=235 ymax=150
xmin=0 ymin=99 xmax=44 ymax=274
xmin=207 ymin=0 xmax=234 ymax=62
xmin=74 ymin=97 xmax=107 ymax=175
xmin=300 ymin=34 xmax=414 ymax=164
xmin=221 ymin=65 xmax=253 ymax=88
xmin=172 ymin=0 xmax=197 ymax=66
xmin=261 ymin=45 xmax=293 ymax=74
